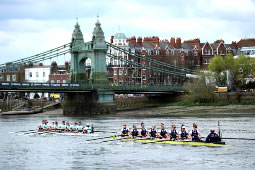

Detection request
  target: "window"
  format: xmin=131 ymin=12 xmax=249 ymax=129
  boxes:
xmin=43 ymin=72 xmax=45 ymax=77
xmin=119 ymin=69 xmax=123 ymax=75
xmin=51 ymin=80 xmax=55 ymax=83
xmin=7 ymin=75 xmax=10 ymax=81
xmin=30 ymin=72 xmax=32 ymax=77
xmin=63 ymin=80 xmax=66 ymax=83
xmin=194 ymin=51 xmax=198 ymax=56
xmin=57 ymin=80 xmax=60 ymax=83
xmin=205 ymin=49 xmax=208 ymax=54
xmin=204 ymin=59 xmax=207 ymax=64
xmin=208 ymin=50 xmax=210 ymax=55
xmin=36 ymin=72 xmax=39 ymax=77
xmin=114 ymin=69 xmax=117 ymax=75
xmin=142 ymin=75 xmax=146 ymax=80
xmin=114 ymin=59 xmax=118 ymax=66
xmin=12 ymin=75 xmax=16 ymax=81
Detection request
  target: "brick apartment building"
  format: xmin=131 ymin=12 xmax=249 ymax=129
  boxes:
xmin=48 ymin=61 xmax=70 ymax=83
xmin=99 ymin=33 xmax=253 ymax=85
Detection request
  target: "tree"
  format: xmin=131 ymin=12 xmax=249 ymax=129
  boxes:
xmin=208 ymin=54 xmax=255 ymax=89
xmin=184 ymin=70 xmax=216 ymax=103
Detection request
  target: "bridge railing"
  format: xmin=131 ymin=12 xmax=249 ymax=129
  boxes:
xmin=0 ymin=82 xmax=184 ymax=92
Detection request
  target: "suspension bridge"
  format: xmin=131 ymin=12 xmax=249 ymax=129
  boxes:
xmin=0 ymin=18 xmax=193 ymax=115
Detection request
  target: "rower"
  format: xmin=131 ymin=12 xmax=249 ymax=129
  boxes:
xmin=169 ymin=125 xmax=179 ymax=141
xmin=55 ymin=121 xmax=59 ymax=130
xmin=65 ymin=121 xmax=70 ymax=131
xmin=158 ymin=123 xmax=167 ymax=139
xmin=149 ymin=124 xmax=157 ymax=138
xmin=178 ymin=125 xmax=189 ymax=140
xmin=44 ymin=120 xmax=49 ymax=130
xmin=120 ymin=123 xmax=129 ymax=136
xmin=76 ymin=122 xmax=84 ymax=132
xmin=48 ymin=121 xmax=55 ymax=130
xmin=130 ymin=123 xmax=139 ymax=137
xmin=189 ymin=123 xmax=202 ymax=142
xmin=206 ymin=128 xmax=221 ymax=143
xmin=38 ymin=120 xmax=45 ymax=130
xmin=139 ymin=122 xmax=147 ymax=137
xmin=59 ymin=121 xmax=66 ymax=131
xmin=71 ymin=122 xmax=78 ymax=131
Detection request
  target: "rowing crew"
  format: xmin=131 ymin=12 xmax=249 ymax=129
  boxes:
xmin=121 ymin=123 xmax=221 ymax=143
xmin=38 ymin=120 xmax=93 ymax=133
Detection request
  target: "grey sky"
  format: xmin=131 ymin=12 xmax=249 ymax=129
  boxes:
xmin=0 ymin=0 xmax=254 ymax=64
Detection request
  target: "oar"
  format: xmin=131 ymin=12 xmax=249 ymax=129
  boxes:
xmin=221 ymin=137 xmax=255 ymax=141
xmin=93 ymin=130 xmax=117 ymax=133
xmin=14 ymin=129 xmax=36 ymax=133
xmin=86 ymin=135 xmax=121 ymax=142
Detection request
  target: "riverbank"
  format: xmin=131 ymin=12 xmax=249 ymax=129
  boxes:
xmin=116 ymin=104 xmax=255 ymax=117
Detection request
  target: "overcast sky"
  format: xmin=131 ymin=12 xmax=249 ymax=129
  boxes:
xmin=0 ymin=0 xmax=255 ymax=64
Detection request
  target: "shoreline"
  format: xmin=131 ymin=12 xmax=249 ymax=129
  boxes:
xmin=115 ymin=104 xmax=255 ymax=117
xmin=33 ymin=104 xmax=255 ymax=117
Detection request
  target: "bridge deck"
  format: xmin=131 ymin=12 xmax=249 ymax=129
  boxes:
xmin=0 ymin=82 xmax=184 ymax=93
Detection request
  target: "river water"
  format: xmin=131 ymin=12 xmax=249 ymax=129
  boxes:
xmin=0 ymin=109 xmax=255 ymax=170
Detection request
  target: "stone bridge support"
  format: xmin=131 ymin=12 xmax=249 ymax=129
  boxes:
xmin=63 ymin=91 xmax=116 ymax=115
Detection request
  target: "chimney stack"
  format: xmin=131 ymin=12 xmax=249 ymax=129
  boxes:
xmin=232 ymin=41 xmax=237 ymax=49
xmin=176 ymin=37 xmax=181 ymax=48
xmin=170 ymin=37 xmax=175 ymax=48
xmin=127 ymin=36 xmax=136 ymax=47
xmin=65 ymin=61 xmax=70 ymax=73
xmin=110 ymin=36 xmax=114 ymax=43
xmin=137 ymin=37 xmax=143 ymax=46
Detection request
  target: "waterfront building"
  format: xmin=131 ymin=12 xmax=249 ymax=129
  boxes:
xmin=48 ymin=61 xmax=70 ymax=84
xmin=24 ymin=63 xmax=50 ymax=99
xmin=1 ymin=63 xmax=25 ymax=82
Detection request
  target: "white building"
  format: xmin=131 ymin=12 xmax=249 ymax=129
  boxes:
xmin=25 ymin=65 xmax=51 ymax=99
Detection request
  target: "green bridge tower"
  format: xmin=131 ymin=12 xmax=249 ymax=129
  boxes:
xmin=64 ymin=19 xmax=116 ymax=115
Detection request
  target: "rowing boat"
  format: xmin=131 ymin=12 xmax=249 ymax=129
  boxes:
xmin=37 ymin=129 xmax=94 ymax=134
xmin=108 ymin=137 xmax=234 ymax=147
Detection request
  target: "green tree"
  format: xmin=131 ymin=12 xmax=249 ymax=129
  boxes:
xmin=209 ymin=54 xmax=255 ymax=89
xmin=184 ymin=70 xmax=216 ymax=103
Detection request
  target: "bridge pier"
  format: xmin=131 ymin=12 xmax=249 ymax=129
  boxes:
xmin=63 ymin=91 xmax=116 ymax=115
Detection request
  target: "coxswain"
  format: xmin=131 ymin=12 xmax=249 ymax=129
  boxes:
xmin=149 ymin=124 xmax=157 ymax=138
xmin=76 ymin=122 xmax=84 ymax=132
xmin=120 ymin=123 xmax=129 ymax=136
xmin=158 ymin=123 xmax=168 ymax=139
xmin=38 ymin=120 xmax=45 ymax=130
xmin=178 ymin=125 xmax=189 ymax=140
xmin=84 ymin=123 xmax=92 ymax=134
xmin=70 ymin=122 xmax=78 ymax=131
xmin=169 ymin=125 xmax=179 ymax=141
xmin=139 ymin=122 xmax=147 ymax=137
xmin=206 ymin=128 xmax=221 ymax=143
xmin=59 ymin=121 xmax=66 ymax=131
xmin=65 ymin=121 xmax=70 ymax=131
xmin=189 ymin=123 xmax=202 ymax=142
xmin=48 ymin=121 xmax=55 ymax=130
xmin=130 ymin=123 xmax=139 ymax=138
